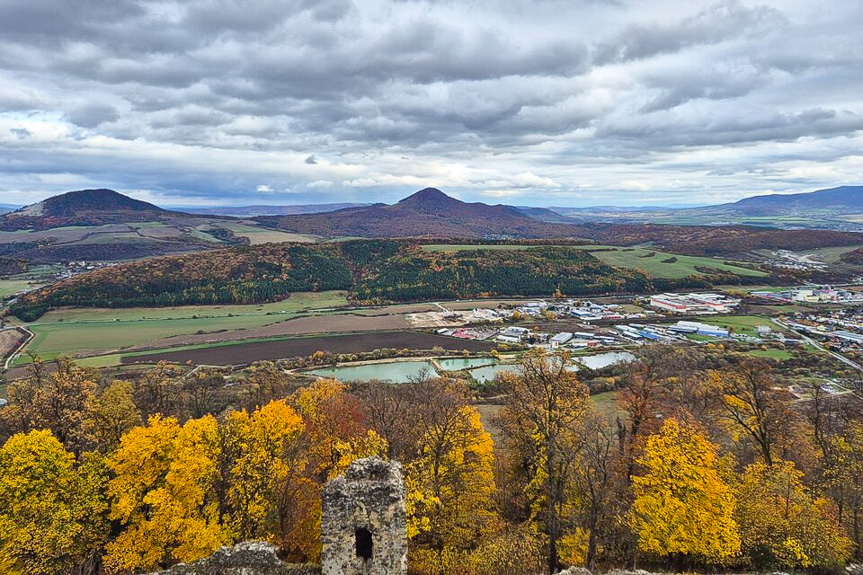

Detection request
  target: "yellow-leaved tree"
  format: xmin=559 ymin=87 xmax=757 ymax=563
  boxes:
xmin=223 ymin=399 xmax=306 ymax=542
xmin=84 ymin=379 xmax=142 ymax=452
xmin=1 ymin=357 xmax=98 ymax=456
xmin=737 ymin=460 xmax=852 ymax=569
xmin=408 ymin=405 xmax=497 ymax=548
xmin=104 ymin=415 xmax=232 ymax=572
xmin=285 ymin=379 xmax=388 ymax=561
xmin=630 ymin=418 xmax=740 ymax=563
xmin=291 ymin=378 xmax=388 ymax=482
xmin=0 ymin=430 xmax=108 ymax=575
xmin=499 ymin=349 xmax=589 ymax=573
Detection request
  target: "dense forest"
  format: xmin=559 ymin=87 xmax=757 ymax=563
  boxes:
xmin=1 ymin=348 xmax=861 ymax=575
xmin=9 ymin=240 xmax=763 ymax=321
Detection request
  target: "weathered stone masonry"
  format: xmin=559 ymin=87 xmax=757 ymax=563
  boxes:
xmin=148 ymin=457 xmax=407 ymax=575
xmin=321 ymin=457 xmax=408 ymax=575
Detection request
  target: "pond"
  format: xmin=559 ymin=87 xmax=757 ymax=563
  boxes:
xmin=468 ymin=364 xmax=521 ymax=383
xmin=437 ymin=357 xmax=498 ymax=371
xmin=575 ymin=351 xmax=636 ymax=370
xmin=307 ymin=360 xmax=439 ymax=383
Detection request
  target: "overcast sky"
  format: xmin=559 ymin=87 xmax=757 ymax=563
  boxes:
xmin=2 ymin=0 xmax=862 ymax=208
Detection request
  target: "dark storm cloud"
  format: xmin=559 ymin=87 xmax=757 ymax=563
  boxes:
xmin=2 ymin=0 xmax=863 ymax=206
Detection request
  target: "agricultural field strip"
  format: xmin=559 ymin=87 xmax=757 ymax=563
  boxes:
xmin=28 ymin=290 xmax=350 ymax=324
xmin=17 ymin=291 xmax=351 ymax=361
xmin=46 ymin=312 xmax=793 ymax=370
xmin=0 ymin=279 xmax=35 ymax=298
xmin=0 ymin=219 xmax=320 ymax=249
xmin=0 ymin=222 xmax=184 ymax=246
xmin=421 ymin=244 xmax=766 ymax=278
xmin=591 ymin=248 xmax=766 ymax=278
xmin=115 ymin=331 xmax=494 ymax=366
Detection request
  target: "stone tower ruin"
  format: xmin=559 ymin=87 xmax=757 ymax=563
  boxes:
xmin=321 ymin=457 xmax=407 ymax=575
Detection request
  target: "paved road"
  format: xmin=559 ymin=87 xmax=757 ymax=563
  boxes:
xmin=3 ymin=326 xmax=34 ymax=370
xmin=772 ymin=317 xmax=863 ymax=373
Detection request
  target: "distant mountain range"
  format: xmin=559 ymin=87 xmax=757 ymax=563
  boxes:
xmin=720 ymin=186 xmax=863 ymax=213
xmin=255 ymin=188 xmax=586 ymax=237
xmin=2 ymin=186 xmax=862 ymax=265
xmin=187 ymin=184 xmax=863 ymax=230
xmin=182 ymin=203 xmax=370 ymax=217
xmin=254 ymin=187 xmax=861 ymax=257
xmin=551 ymin=186 xmax=863 ymax=230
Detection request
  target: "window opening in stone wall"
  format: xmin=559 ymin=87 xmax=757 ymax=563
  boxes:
xmin=355 ymin=527 xmax=373 ymax=560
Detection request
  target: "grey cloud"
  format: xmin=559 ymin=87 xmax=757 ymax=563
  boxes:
xmin=639 ymin=67 xmax=768 ymax=113
xmin=66 ymin=103 xmax=120 ymax=128
xmin=0 ymin=0 xmax=143 ymax=42
xmin=595 ymin=0 xmax=786 ymax=64
xmin=597 ymin=107 xmax=863 ymax=149
xmin=1 ymin=0 xmax=863 ymax=206
xmin=10 ymin=128 xmax=31 ymax=139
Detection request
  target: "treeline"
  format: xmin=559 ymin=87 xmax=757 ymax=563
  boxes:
xmin=10 ymin=244 xmax=355 ymax=320
xmin=841 ymin=246 xmax=863 ymax=265
xmin=0 ymin=348 xmax=861 ymax=575
xmin=0 ymin=256 xmax=27 ymax=276
xmin=6 ymin=240 xmax=734 ymax=321
xmin=352 ymin=245 xmax=649 ymax=301
xmin=586 ymin=223 xmax=863 ymax=257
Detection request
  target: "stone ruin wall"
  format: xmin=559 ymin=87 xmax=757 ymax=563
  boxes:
xmin=149 ymin=458 xmax=833 ymax=575
xmin=150 ymin=457 xmax=407 ymax=575
xmin=321 ymin=457 xmax=408 ymax=575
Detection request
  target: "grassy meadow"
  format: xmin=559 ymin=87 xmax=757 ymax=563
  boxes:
xmin=421 ymin=243 xmax=767 ymax=279
xmin=12 ymin=291 xmax=349 ymax=364
xmin=0 ymin=279 xmax=34 ymax=299
xmin=586 ymin=247 xmax=767 ymax=279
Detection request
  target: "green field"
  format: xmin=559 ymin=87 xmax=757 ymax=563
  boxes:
xmin=706 ymin=315 xmax=780 ymax=337
xmin=0 ymin=279 xmax=34 ymax=298
xmin=214 ymin=222 xmax=319 ymax=245
xmin=591 ymin=391 xmax=624 ymax=419
xmin=746 ymin=349 xmax=794 ymax=360
xmin=799 ymin=245 xmax=863 ymax=264
xmin=14 ymin=291 xmax=349 ymax=363
xmin=587 ymin=248 xmax=767 ymax=279
xmin=420 ymin=244 xmax=766 ymax=279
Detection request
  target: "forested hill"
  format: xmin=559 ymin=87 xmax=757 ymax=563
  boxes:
xmin=254 ymin=188 xmax=863 ymax=255
xmin=9 ymin=240 xmax=660 ymax=320
xmin=1 ymin=188 xmax=177 ymax=231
